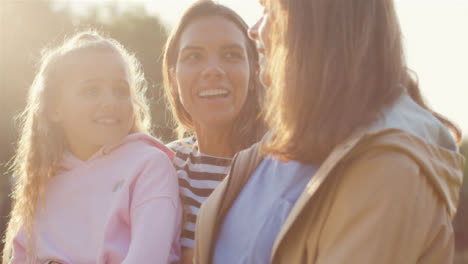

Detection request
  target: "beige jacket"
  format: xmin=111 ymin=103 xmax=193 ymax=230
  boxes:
xmin=194 ymin=95 xmax=465 ymax=264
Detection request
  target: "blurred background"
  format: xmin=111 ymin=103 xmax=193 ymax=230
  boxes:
xmin=0 ymin=0 xmax=467 ymax=262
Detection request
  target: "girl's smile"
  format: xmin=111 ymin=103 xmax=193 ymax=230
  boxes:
xmin=51 ymin=50 xmax=134 ymax=161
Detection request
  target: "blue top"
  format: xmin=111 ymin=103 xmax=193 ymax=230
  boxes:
xmin=213 ymin=155 xmax=318 ymax=264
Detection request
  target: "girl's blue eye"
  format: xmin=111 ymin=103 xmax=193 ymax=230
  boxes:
xmin=182 ymin=52 xmax=202 ymax=61
xmin=82 ymin=86 xmax=100 ymax=96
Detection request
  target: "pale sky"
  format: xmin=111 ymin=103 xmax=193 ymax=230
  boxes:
xmin=55 ymin=0 xmax=468 ymax=138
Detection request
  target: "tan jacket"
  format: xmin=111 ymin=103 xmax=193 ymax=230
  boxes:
xmin=194 ymin=95 xmax=465 ymax=264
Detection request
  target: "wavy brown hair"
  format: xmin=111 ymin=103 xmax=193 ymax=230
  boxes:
xmin=3 ymin=31 xmax=151 ymax=263
xmin=262 ymin=0 xmax=461 ymax=163
xmin=162 ymin=0 xmax=265 ymax=152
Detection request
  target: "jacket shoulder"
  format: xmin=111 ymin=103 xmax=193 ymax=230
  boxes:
xmin=341 ymin=147 xmax=420 ymax=191
xmin=351 ymin=130 xmax=464 ymax=218
xmin=315 ymin=147 xmax=454 ymax=263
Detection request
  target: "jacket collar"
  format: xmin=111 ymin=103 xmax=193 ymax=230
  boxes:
xmin=367 ymin=93 xmax=457 ymax=151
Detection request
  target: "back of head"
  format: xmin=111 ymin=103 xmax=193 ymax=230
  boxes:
xmin=262 ymin=0 xmax=460 ymax=163
xmin=3 ymin=30 xmax=150 ymax=263
xmin=162 ymin=0 xmax=265 ymax=152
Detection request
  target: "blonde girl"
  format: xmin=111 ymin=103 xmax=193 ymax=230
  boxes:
xmin=3 ymin=31 xmax=181 ymax=264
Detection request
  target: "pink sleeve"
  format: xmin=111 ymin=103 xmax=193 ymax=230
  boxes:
xmin=10 ymin=229 xmax=28 ymax=264
xmin=123 ymin=198 xmax=181 ymax=263
xmin=123 ymin=152 xmax=182 ymax=264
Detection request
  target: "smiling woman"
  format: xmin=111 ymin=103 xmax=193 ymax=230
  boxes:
xmin=163 ymin=2 xmax=264 ymax=156
xmin=174 ymin=16 xmax=250 ymax=134
xmin=162 ymin=1 xmax=265 ymax=263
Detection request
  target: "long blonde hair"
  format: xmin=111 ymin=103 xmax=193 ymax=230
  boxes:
xmin=3 ymin=31 xmax=151 ymax=263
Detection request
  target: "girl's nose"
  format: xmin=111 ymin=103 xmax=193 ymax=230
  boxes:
xmin=100 ymin=90 xmax=119 ymax=111
xmin=100 ymin=102 xmax=113 ymax=112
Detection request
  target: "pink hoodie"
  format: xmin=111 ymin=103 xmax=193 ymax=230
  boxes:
xmin=11 ymin=133 xmax=181 ymax=264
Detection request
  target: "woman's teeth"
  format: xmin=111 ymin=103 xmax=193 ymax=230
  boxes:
xmin=198 ymin=89 xmax=229 ymax=97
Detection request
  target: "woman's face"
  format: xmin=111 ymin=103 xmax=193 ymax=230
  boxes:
xmin=248 ymin=1 xmax=273 ymax=86
xmin=173 ymin=16 xmax=250 ymax=130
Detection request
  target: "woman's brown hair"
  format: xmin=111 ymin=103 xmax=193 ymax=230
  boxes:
xmin=262 ymin=0 xmax=461 ymax=163
xmin=162 ymin=0 xmax=265 ymax=152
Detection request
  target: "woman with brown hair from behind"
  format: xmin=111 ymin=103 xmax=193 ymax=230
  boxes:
xmin=194 ymin=0 xmax=465 ymax=263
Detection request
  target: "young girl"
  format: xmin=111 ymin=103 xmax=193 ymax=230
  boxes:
xmin=3 ymin=31 xmax=181 ymax=264
xmin=162 ymin=1 xmax=265 ymax=263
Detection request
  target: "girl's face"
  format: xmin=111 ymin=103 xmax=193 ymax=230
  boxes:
xmin=249 ymin=1 xmax=273 ymax=86
xmin=51 ymin=50 xmax=134 ymax=160
xmin=173 ymin=16 xmax=250 ymax=130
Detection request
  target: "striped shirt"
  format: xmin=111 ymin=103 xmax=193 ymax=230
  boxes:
xmin=167 ymin=137 xmax=231 ymax=248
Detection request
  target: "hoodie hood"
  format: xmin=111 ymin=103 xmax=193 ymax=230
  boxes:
xmin=97 ymin=133 xmax=174 ymax=160
xmin=368 ymin=93 xmax=458 ymax=151
xmin=363 ymin=94 xmax=464 ymax=218
xmin=59 ymin=133 xmax=174 ymax=172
